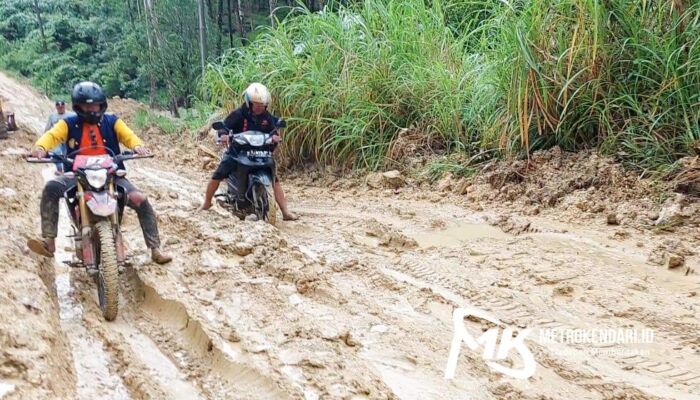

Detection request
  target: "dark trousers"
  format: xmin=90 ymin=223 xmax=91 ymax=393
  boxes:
xmin=40 ymin=176 xmax=161 ymax=248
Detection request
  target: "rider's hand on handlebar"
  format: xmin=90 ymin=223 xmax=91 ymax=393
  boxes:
xmin=271 ymin=134 xmax=282 ymax=144
xmin=133 ymin=146 xmax=151 ymax=156
xmin=31 ymin=147 xmax=47 ymax=159
xmin=219 ymin=134 xmax=229 ymax=147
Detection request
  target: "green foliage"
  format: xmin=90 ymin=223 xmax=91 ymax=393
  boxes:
xmin=203 ymin=0 xmax=700 ymax=172
xmin=421 ymin=156 xmax=477 ymax=183
xmin=0 ymin=0 xmax=286 ymax=107
xmin=133 ymin=108 xmax=180 ymax=135
xmin=133 ymin=100 xmax=215 ymax=136
xmin=203 ymin=0 xmax=473 ymax=170
xmin=0 ymin=0 xmax=143 ymax=98
xmin=460 ymin=0 xmax=700 ymax=171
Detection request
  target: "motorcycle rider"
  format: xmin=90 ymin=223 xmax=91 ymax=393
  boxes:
xmin=200 ymin=82 xmax=298 ymax=221
xmin=27 ymin=81 xmax=172 ymax=264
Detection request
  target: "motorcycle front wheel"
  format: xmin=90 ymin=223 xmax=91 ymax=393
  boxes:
xmin=252 ymin=183 xmax=277 ymax=225
xmin=94 ymin=219 xmax=119 ymax=321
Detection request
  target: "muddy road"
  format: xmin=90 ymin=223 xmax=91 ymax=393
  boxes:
xmin=1 ymin=71 xmax=699 ymax=399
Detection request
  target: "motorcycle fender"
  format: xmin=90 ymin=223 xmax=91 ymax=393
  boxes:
xmin=86 ymin=192 xmax=117 ymax=217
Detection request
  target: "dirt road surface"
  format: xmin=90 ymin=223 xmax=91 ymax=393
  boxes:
xmin=0 ymin=72 xmax=699 ymax=399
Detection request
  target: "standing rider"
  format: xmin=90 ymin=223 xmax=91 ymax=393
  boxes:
xmin=200 ymin=82 xmax=298 ymax=221
xmin=27 ymin=81 xmax=172 ymax=264
xmin=45 ymin=99 xmax=76 ymax=173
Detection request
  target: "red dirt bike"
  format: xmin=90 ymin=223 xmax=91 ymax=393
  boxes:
xmin=27 ymin=148 xmax=152 ymax=321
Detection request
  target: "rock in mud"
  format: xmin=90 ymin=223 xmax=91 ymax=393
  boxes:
xmin=365 ymin=173 xmax=383 ymax=189
xmin=437 ymin=174 xmax=453 ymax=192
xmin=365 ymin=219 xmax=418 ymax=250
xmin=492 ymin=215 xmax=532 ymax=235
xmin=648 ymin=238 xmax=694 ymax=267
xmin=165 ymin=237 xmax=181 ymax=245
xmin=0 ymin=187 xmax=17 ymax=198
xmin=606 ymin=213 xmax=619 ymax=225
xmin=381 ymin=170 xmax=405 ymax=189
xmin=366 ymin=170 xmax=405 ymax=189
xmin=667 ymin=254 xmax=685 ymax=269
xmin=591 ymin=203 xmax=606 ymax=213
xmin=454 ymin=178 xmax=471 ymax=195
xmin=554 ymin=285 xmax=574 ymax=296
xmin=655 ymin=194 xmax=687 ymax=227
xmin=339 ymin=331 xmax=360 ymax=347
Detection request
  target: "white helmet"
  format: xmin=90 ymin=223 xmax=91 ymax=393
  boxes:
xmin=243 ymin=82 xmax=271 ymax=108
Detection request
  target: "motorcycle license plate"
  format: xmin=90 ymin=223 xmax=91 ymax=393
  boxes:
xmin=248 ymin=150 xmax=271 ymax=157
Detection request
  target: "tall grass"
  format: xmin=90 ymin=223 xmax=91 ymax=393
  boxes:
xmin=203 ymin=0 xmax=473 ymax=169
xmin=202 ymin=0 xmax=700 ymax=172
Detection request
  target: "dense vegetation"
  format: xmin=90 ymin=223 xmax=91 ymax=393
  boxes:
xmin=204 ymin=0 xmax=700 ymax=172
xmin=0 ymin=0 xmax=321 ymax=112
xmin=2 ymin=0 xmax=699 ymax=172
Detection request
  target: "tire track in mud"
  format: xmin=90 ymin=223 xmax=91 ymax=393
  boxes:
xmin=118 ymin=164 xmax=415 ymax=399
xmin=129 ymin=272 xmax=291 ymax=400
xmin=68 ymin=265 xmax=292 ymax=400
xmin=285 ymin=200 xmax=700 ymax=399
xmin=392 ymin=248 xmax=699 ymax=399
xmin=53 ymin=131 xmax=699 ymax=399
xmin=38 ymin=156 xmax=206 ymax=399
xmin=40 ymin=161 xmax=135 ymax=400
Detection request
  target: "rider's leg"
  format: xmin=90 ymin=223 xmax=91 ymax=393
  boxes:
xmin=29 ymin=177 xmax=72 ymax=256
xmin=273 ymin=180 xmax=298 ymax=221
xmin=201 ymin=179 xmax=222 ymax=210
xmin=202 ymin=154 xmax=236 ymax=210
xmin=118 ymin=178 xmax=172 ymax=264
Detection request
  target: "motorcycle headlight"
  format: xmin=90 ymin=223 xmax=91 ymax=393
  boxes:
xmin=242 ymin=134 xmax=265 ymax=146
xmin=85 ymin=169 xmax=108 ymax=189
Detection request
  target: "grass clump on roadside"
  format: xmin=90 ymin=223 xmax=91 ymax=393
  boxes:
xmin=202 ymin=0 xmax=474 ymax=170
xmin=203 ymin=0 xmax=700 ymax=175
xmin=133 ymin=108 xmax=180 ymax=135
xmin=132 ymin=99 xmax=216 ymax=137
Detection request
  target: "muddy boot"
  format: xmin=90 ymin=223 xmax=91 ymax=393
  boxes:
xmin=151 ymin=247 xmax=172 ymax=264
xmin=27 ymin=238 xmax=55 ymax=258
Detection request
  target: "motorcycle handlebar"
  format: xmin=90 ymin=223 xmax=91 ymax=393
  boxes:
xmin=25 ymin=152 xmax=154 ymax=164
xmin=26 ymin=157 xmax=64 ymax=163
xmin=116 ymin=153 xmax=154 ymax=161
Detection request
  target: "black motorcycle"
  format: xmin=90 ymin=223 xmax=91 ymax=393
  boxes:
xmin=212 ymin=119 xmax=285 ymax=225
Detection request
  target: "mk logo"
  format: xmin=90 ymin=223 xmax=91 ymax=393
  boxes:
xmin=445 ymin=306 xmax=536 ymax=380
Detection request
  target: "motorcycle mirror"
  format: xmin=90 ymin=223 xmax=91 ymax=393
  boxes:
xmin=275 ymin=119 xmax=286 ymax=128
xmin=212 ymin=121 xmax=225 ymax=130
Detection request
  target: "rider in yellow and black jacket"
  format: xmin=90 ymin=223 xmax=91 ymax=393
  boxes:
xmin=28 ymin=81 xmax=172 ymax=265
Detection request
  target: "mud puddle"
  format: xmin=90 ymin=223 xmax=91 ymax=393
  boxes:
xmin=407 ymin=221 xmax=511 ymax=248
